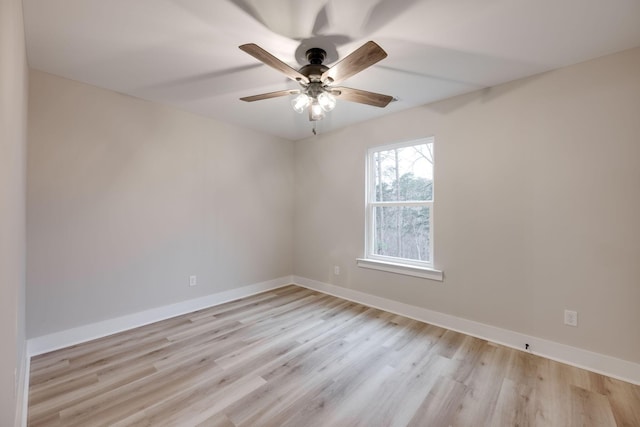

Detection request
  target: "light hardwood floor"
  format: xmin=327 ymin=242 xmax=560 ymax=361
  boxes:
xmin=28 ymin=285 xmax=640 ymax=426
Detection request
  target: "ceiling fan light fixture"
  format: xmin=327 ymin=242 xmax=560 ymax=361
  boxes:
xmin=309 ymin=100 xmax=325 ymax=121
xmin=317 ymin=91 xmax=336 ymax=112
xmin=291 ymin=93 xmax=311 ymax=113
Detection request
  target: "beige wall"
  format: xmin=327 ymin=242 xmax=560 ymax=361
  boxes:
xmin=0 ymin=0 xmax=28 ymax=424
xmin=294 ymin=48 xmax=640 ymax=364
xmin=27 ymin=70 xmax=294 ymax=338
xmin=24 ymin=40 xmax=640 ymax=379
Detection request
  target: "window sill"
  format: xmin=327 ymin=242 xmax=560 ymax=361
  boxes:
xmin=356 ymin=258 xmax=444 ymax=282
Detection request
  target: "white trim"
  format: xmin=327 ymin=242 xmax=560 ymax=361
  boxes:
xmin=16 ymin=352 xmax=29 ymax=427
xmin=27 ymin=276 xmax=293 ymax=357
xmin=292 ymin=275 xmax=640 ymax=386
xmin=356 ymin=258 xmax=444 ymax=281
xmin=370 ymin=201 xmax=432 ymax=208
xmin=24 ymin=274 xmax=640 ymax=386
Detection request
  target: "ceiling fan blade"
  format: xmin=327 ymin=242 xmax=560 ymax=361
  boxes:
xmin=330 ymin=87 xmax=394 ymax=108
xmin=239 ymin=44 xmax=309 ymax=84
xmin=240 ymin=89 xmax=300 ymax=102
xmin=321 ymin=41 xmax=387 ymax=85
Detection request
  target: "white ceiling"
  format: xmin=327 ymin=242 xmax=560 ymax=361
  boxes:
xmin=23 ymin=0 xmax=640 ymax=141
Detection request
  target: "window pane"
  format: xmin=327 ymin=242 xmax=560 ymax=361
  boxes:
xmin=373 ymin=143 xmax=433 ymax=202
xmin=373 ymin=206 xmax=431 ymax=262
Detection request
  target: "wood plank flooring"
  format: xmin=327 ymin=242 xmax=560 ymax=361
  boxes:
xmin=28 ymin=285 xmax=640 ymax=426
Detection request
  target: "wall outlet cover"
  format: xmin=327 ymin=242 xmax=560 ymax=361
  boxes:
xmin=564 ymin=310 xmax=578 ymax=327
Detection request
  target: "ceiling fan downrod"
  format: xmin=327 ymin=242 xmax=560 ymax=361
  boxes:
xmin=299 ymin=48 xmax=329 ymax=83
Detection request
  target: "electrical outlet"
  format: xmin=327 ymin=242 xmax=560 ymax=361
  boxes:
xmin=334 ymin=265 xmax=340 ymax=275
xmin=189 ymin=275 xmax=197 ymax=287
xmin=564 ymin=309 xmax=578 ymax=327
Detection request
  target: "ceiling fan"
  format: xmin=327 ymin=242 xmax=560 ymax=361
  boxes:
xmin=239 ymin=41 xmax=394 ymax=122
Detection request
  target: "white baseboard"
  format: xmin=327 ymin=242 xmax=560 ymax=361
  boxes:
xmin=293 ymin=275 xmax=640 ymax=385
xmin=25 ymin=274 xmax=640 ymax=386
xmin=16 ymin=353 xmax=29 ymax=427
xmin=27 ymin=276 xmax=293 ymax=357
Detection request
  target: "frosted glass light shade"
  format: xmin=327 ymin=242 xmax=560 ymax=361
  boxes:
xmin=317 ymin=92 xmax=336 ymax=112
xmin=309 ymin=101 xmax=325 ymax=121
xmin=291 ymin=93 xmax=311 ymax=113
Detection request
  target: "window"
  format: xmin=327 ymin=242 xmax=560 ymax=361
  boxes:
xmin=358 ymin=137 xmax=443 ymax=281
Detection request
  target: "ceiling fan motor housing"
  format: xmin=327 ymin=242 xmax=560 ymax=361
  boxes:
xmin=299 ymin=48 xmax=329 ymax=82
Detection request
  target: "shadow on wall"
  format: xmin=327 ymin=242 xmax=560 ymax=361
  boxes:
xmin=422 ymin=70 xmax=552 ymax=115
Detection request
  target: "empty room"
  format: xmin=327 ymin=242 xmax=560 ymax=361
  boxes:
xmin=2 ymin=0 xmax=640 ymax=425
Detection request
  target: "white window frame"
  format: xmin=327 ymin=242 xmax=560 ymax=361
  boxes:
xmin=357 ymin=137 xmax=443 ymax=281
